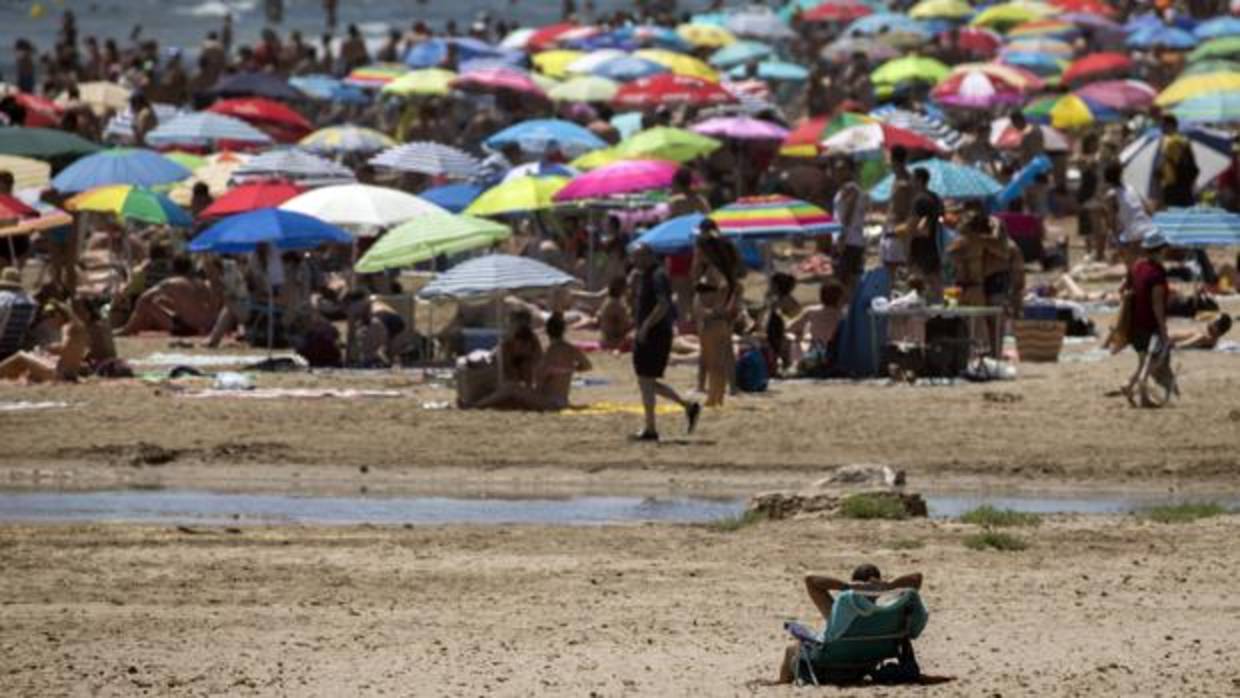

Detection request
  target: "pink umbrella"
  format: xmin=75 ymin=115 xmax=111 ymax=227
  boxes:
xmin=989 ymin=118 xmax=1072 ymax=153
xmin=554 ymin=159 xmax=681 ymax=201
xmin=691 ymin=116 xmax=789 ymax=141
xmin=452 ymin=67 xmax=547 ymax=98
xmin=1074 ymin=79 xmax=1157 ymax=111
xmin=933 ymin=70 xmax=1025 ymax=109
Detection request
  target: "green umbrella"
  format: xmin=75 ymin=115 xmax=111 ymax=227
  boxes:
xmin=870 ymin=56 xmax=950 ymax=86
xmin=1188 ymin=36 xmax=1240 ymax=63
xmin=1183 ymin=59 xmax=1240 ymax=76
xmin=614 ymin=126 xmax=721 ymax=163
xmin=355 ymin=212 xmax=512 ymax=272
xmin=0 ymin=126 xmax=100 ymax=161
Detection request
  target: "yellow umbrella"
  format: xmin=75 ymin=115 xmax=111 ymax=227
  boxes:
xmin=1048 ymin=94 xmax=1096 ymax=129
xmin=969 ymin=2 xmax=1056 ymax=30
xmin=614 ymin=127 xmax=721 ymax=163
xmin=1155 ymin=72 xmax=1240 ymax=107
xmin=533 ymin=50 xmax=585 ymax=79
xmin=465 ymin=176 xmax=568 ymax=217
xmin=635 ymin=49 xmax=720 ymax=82
xmin=570 ymin=147 xmax=622 ymax=171
xmin=381 ymin=68 xmax=456 ymax=97
xmin=677 ymin=23 xmax=737 ymax=48
xmin=909 ymin=0 xmax=974 ymax=20
xmin=549 ymin=76 xmax=620 ymax=103
xmin=0 ymin=155 xmax=50 ymax=191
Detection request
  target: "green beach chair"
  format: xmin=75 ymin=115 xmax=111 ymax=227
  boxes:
xmin=792 ymin=587 xmax=929 ymax=686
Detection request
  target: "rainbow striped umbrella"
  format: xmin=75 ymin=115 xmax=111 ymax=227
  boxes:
xmin=66 ymin=184 xmax=193 ymax=226
xmin=300 ymin=125 xmax=395 ymax=155
xmin=709 ymin=195 xmax=839 ymax=239
xmin=345 ymin=63 xmax=410 ymax=88
xmin=780 ymin=112 xmax=876 ymax=157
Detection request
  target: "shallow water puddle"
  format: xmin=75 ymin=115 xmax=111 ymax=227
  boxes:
xmin=0 ymin=490 xmax=1235 ymax=526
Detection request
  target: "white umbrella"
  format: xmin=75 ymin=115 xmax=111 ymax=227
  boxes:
xmin=566 ymin=49 xmax=627 ymax=75
xmin=146 ymin=111 xmax=273 ymax=148
xmin=368 ymin=141 xmax=482 ymax=179
xmin=279 ymin=184 xmax=446 ymax=234
xmin=232 ymin=148 xmax=356 ymax=185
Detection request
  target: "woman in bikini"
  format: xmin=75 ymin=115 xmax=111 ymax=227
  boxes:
xmin=691 ymin=221 xmax=742 ymax=408
xmin=476 ymin=313 xmax=592 ymax=411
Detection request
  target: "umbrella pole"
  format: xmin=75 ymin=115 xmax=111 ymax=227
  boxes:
xmin=587 ymin=210 xmax=596 ymax=291
xmin=266 ymin=274 xmax=274 ymax=359
xmin=494 ymin=295 xmax=504 ymax=384
xmin=5 ymin=235 xmax=16 ymax=270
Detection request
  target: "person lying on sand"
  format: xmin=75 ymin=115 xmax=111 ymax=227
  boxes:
xmin=0 ymin=298 xmax=88 ymax=383
xmin=475 ymin=312 xmax=591 ymax=411
xmin=776 ymin=564 xmax=923 ymax=685
xmin=1172 ymin=314 xmax=1232 ymax=350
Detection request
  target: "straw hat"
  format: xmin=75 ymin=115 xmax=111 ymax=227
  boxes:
xmin=0 ymin=267 xmax=22 ymax=290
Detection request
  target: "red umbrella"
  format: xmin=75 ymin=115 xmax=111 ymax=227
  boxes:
xmin=199 ymin=181 xmax=305 ymax=219
xmin=0 ymin=194 xmax=39 ymax=220
xmin=208 ymin=97 xmax=312 ymax=143
xmin=1074 ymin=79 xmax=1156 ymax=110
xmin=1062 ymin=53 xmax=1132 ymax=85
xmin=803 ymin=0 xmax=874 ymax=22
xmin=12 ymin=92 xmax=64 ymax=128
xmin=949 ymin=28 xmax=1003 ymax=58
xmin=528 ymin=22 xmax=578 ymax=50
xmin=1048 ymin=0 xmax=1117 ymax=17
xmin=613 ymin=74 xmax=737 ymax=109
xmin=451 ymin=68 xmax=547 ymax=98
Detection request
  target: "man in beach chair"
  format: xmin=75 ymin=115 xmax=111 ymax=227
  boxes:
xmin=777 ymin=564 xmax=928 ymax=686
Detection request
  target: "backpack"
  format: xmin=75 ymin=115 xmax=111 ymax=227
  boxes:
xmin=735 ymin=347 xmax=769 ymax=393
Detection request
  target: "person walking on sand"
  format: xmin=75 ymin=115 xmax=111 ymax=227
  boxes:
xmin=631 ymin=243 xmax=700 ymax=442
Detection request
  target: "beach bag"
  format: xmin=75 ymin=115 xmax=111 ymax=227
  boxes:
xmin=1012 ymin=320 xmax=1065 ymax=363
xmin=735 ymin=348 xmax=769 ymax=393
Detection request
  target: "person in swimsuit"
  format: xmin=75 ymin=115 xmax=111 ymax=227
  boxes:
xmin=0 ymin=298 xmax=88 ymax=383
xmin=691 ymin=220 xmax=741 ymax=407
xmin=476 ymin=313 xmax=591 ymax=411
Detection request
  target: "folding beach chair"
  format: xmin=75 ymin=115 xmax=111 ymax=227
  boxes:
xmin=0 ymin=292 xmax=36 ymax=360
xmin=791 ymin=588 xmax=929 ymax=686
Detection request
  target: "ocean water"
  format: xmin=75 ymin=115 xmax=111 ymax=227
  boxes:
xmin=0 ymin=0 xmax=715 ymax=77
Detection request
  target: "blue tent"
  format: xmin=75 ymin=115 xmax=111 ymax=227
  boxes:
xmin=189 ymin=208 xmax=352 ymax=254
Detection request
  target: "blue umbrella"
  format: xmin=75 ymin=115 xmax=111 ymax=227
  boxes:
xmin=189 ymin=208 xmax=353 ymax=254
xmin=592 ymin=55 xmax=668 ymax=81
xmin=485 ymin=119 xmax=607 ymax=157
xmin=1152 ymin=206 xmax=1240 ymax=247
xmin=51 ymin=148 xmax=190 ymax=194
xmin=209 ymin=72 xmax=306 ymax=101
xmin=610 ymin=112 xmax=644 ymax=140
xmin=613 ymin=26 xmax=692 ymax=51
xmin=845 ymin=13 xmax=929 ymax=37
xmin=419 ymin=183 xmax=484 ymax=213
xmin=728 ymin=60 xmax=809 ymax=81
xmin=1194 ymin=17 xmax=1240 ymax=40
xmin=630 ymin=213 xmax=704 ymax=254
xmin=999 ymin=52 xmax=1066 ymax=76
xmin=404 ymin=38 xmax=523 ymax=69
xmin=1127 ymin=25 xmax=1199 ymax=50
xmin=870 ymin=159 xmax=1002 ymax=202
xmin=146 ymin=111 xmax=274 ymax=148
xmin=1172 ymin=91 xmax=1240 ymax=124
xmin=709 ymin=40 xmax=774 ymax=68
xmin=289 ymin=74 xmax=370 ymax=104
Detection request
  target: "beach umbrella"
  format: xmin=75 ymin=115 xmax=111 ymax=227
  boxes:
xmin=167 ymin=153 xmax=251 ymax=205
xmin=1121 ymin=127 xmax=1233 ymax=199
xmin=69 ymin=81 xmax=130 ymax=115
xmin=452 ymin=67 xmax=547 ymax=98
xmin=709 ymin=40 xmax=774 ymax=68
xmin=803 ymin=0 xmax=875 ymax=23
xmin=466 ymin=176 xmax=568 ymax=216
xmin=821 ymin=122 xmax=946 ymax=155
xmin=871 ymin=56 xmax=951 ymax=87
xmin=345 ymin=63 xmax=410 ymax=89
xmin=821 ymin=37 xmax=901 ymax=63
xmin=0 ymin=193 xmax=37 ymax=221
xmin=486 ymin=119 xmax=606 ymax=158
xmin=299 ymin=125 xmax=395 ymax=156
xmin=548 ymin=76 xmax=620 ymax=103
xmin=163 ymin=151 xmax=206 ymax=172
xmin=933 ymin=70 xmax=1027 ymax=109
xmin=146 ymin=111 xmax=274 ymax=149
xmin=1003 ymin=37 xmax=1074 ymax=57
xmin=1171 ymin=91 xmax=1240 ymax=124
xmin=532 ymin=49 xmax=586 ymax=79
xmin=0 ymin=126 xmax=99 ymax=161
xmin=289 ymin=74 xmax=369 ymax=104
xmin=1076 ymin=79 xmax=1157 ymax=110
xmin=998 ymin=53 xmax=1068 ymax=78
xmin=0 ymin=155 xmax=50 ymax=191
xmin=418 ymin=253 xmax=578 ymax=301
xmin=101 ymin=103 xmax=180 ymax=144
xmin=909 ymin=0 xmax=974 ymax=20
xmin=1007 ymin=19 xmax=1079 ymax=39
xmin=780 ymin=113 xmax=876 ymax=157
xmin=555 ymin=160 xmax=681 ymax=202
xmin=51 ymin=148 xmax=189 ymax=193
xmin=692 ymin=116 xmax=789 ymax=141
xmin=1127 ymin=25 xmax=1198 ymax=50
xmin=66 ymin=184 xmax=192 ymax=227
xmin=948 ymin=28 xmax=1004 ymax=58
xmin=4 ymin=93 xmax=61 ymax=128
xmin=570 ymin=147 xmax=622 ymax=171
xmin=206 ymin=97 xmax=312 ymax=141
xmin=190 ymin=208 xmax=351 ymax=254
xmin=611 ymin=25 xmax=689 ymax=51
xmin=871 ymin=159 xmax=1003 ymax=201
xmin=566 ymin=49 xmax=628 ymax=75
xmin=990 ymin=118 xmax=1071 ymax=151
xmin=727 ymin=61 xmax=810 ymax=82
xmin=845 ymin=13 xmax=930 ymax=38
xmin=951 ymin=62 xmax=1045 ymax=89
xmin=613 ymin=127 xmax=721 ymax=163
xmin=404 ymin=37 xmax=522 ymax=69
xmin=381 ymin=68 xmax=455 ymax=97
xmin=970 ymin=2 xmax=1057 ymax=31
xmin=1183 ymin=60 xmax=1240 ymax=76
xmin=1048 ymin=0 xmax=1117 ymax=16
xmin=502 ymin=162 xmax=579 ymax=182
xmin=1025 ymin=93 xmax=1117 ymax=128
xmin=369 ymin=142 xmax=482 ymax=179
xmin=500 ymin=28 xmax=537 ymax=50
xmin=613 ymin=74 xmax=737 ymax=109
xmin=232 ymin=148 xmax=355 ymax=184
xmin=631 ymin=213 xmax=705 ymax=254
xmin=1062 ymin=53 xmax=1133 ymax=84
xmin=0 ymin=202 xmax=71 ymax=240
xmin=634 ymin=50 xmax=719 ymax=82
xmin=1155 ymin=73 xmax=1240 ymax=107
xmin=870 ymin=107 xmax=965 ymax=150
xmin=1194 ymin=17 xmax=1240 ymax=41
xmin=709 ymin=195 xmax=838 ymax=239
xmin=199 ymin=181 xmax=305 ymax=219
xmin=1058 ymin=12 xmax=1124 ymax=37
xmin=727 ymin=8 xmax=797 ymax=40
xmin=1151 ymin=206 xmax=1240 ymax=247
xmin=677 ymin=23 xmax=737 ymax=48
xmin=210 ymin=72 xmax=305 ymax=101
xmin=1188 ymin=37 xmax=1240 ymax=63
xmin=527 ymin=22 xmax=584 ymax=51
xmin=280 ymin=184 xmax=445 ymax=233
xmin=355 ymin=212 xmax=512 ymax=272
xmin=590 ymin=55 xmax=668 ymax=81
xmin=418 ymin=183 xmax=484 ymax=213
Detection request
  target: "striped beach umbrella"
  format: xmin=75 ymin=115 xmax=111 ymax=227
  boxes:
xmin=1120 ymin=127 xmax=1233 ymax=199
xmin=418 ymin=254 xmax=578 ymax=301
xmin=369 ymin=142 xmax=482 ymax=179
xmin=1155 ymin=72 xmax=1240 ymax=107
xmin=300 ymin=125 xmax=395 ymax=156
xmin=102 ymin=104 xmax=181 ymax=144
xmin=870 ymin=107 xmax=965 ymax=151
xmin=232 ymin=148 xmax=355 ymax=185
xmin=66 ymin=184 xmax=192 ymax=226
xmin=146 ymin=111 xmax=274 ymax=148
xmin=870 ymin=159 xmax=1003 ymax=202
xmin=345 ymin=63 xmax=409 ymax=88
xmin=0 ymin=155 xmax=51 ymax=190
xmin=1151 ymin=206 xmax=1240 ymax=247
xmin=1171 ymin=91 xmax=1240 ymax=124
xmin=709 ymin=195 xmax=838 ymax=239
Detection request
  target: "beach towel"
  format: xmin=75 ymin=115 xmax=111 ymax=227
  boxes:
xmin=565 ymin=402 xmax=682 ymax=416
xmin=833 ymin=267 xmax=891 ymax=377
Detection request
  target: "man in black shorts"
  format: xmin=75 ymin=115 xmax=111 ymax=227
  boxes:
xmin=631 ymin=244 xmax=700 ymax=442
xmin=909 ymin=167 xmax=944 ymax=304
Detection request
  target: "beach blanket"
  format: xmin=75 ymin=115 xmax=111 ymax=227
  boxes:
xmin=130 ymin=352 xmax=301 ymax=367
xmin=177 ymin=388 xmax=413 ymax=400
xmin=565 ymin=401 xmax=682 ymax=416
xmin=0 ymin=400 xmax=71 ymax=412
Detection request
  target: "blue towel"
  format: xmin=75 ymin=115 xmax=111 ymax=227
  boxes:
xmin=833 ymin=267 xmax=891 ymax=377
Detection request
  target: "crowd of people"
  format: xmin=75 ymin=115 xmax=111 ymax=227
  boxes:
xmin=0 ymin=0 xmax=1237 ymax=436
